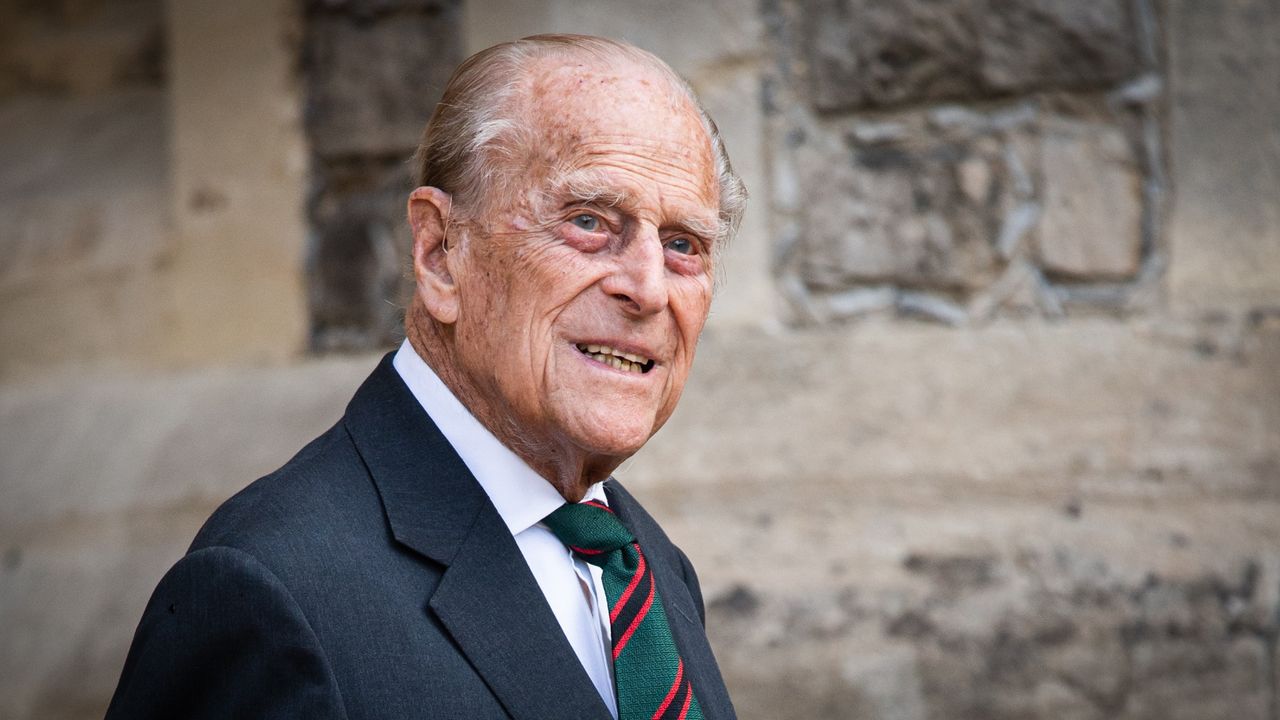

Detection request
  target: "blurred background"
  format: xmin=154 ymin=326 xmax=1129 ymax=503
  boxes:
xmin=1 ymin=0 xmax=1278 ymax=718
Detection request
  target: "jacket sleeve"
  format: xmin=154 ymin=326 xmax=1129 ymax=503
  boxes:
xmin=105 ymin=545 xmax=348 ymax=720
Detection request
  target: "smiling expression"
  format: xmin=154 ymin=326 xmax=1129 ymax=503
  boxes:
xmin=437 ymin=57 xmax=720 ymax=482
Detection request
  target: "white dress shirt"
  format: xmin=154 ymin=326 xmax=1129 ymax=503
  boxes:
xmin=392 ymin=340 xmax=617 ymax=717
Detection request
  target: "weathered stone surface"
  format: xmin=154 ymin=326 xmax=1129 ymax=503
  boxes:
xmin=308 ymin=157 xmax=414 ymax=351
xmin=0 ymin=0 xmax=164 ymax=97
xmin=0 ymin=358 xmax=373 ymax=540
xmin=976 ymin=0 xmax=1142 ymax=95
xmin=1166 ymin=0 xmax=1280 ymax=309
xmin=0 ymin=89 xmax=171 ymax=379
xmin=165 ymin=0 xmax=311 ymax=365
xmin=306 ymin=0 xmax=454 ymax=16
xmin=304 ymin=2 xmax=463 ymax=158
xmin=638 ymin=482 xmax=1280 ymax=720
xmin=792 ymin=115 xmax=1017 ymax=293
xmin=301 ymin=0 xmax=464 ymax=351
xmin=774 ymin=88 xmax=1158 ymax=318
xmin=801 ymin=0 xmax=978 ymax=113
xmin=802 ymin=0 xmax=1142 ymax=112
xmin=1036 ymin=117 xmax=1143 ymax=280
xmin=625 ymin=318 xmax=1280 ymax=497
xmin=967 ymin=258 xmax=1062 ymax=320
xmin=464 ymin=0 xmax=763 ymax=81
xmin=0 ymin=91 xmax=168 ymax=290
xmin=1124 ymin=638 xmax=1271 ymax=719
xmin=774 ymin=0 xmax=1164 ymax=322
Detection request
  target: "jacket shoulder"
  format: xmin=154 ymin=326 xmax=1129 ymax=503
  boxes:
xmin=188 ymin=420 xmax=385 ymax=574
xmin=106 ymin=544 xmax=349 ymax=719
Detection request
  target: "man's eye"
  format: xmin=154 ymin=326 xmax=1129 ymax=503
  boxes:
xmin=571 ymin=214 xmax=600 ymax=231
xmin=665 ymin=236 xmax=697 ymax=255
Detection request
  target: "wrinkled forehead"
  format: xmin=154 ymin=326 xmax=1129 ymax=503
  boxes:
xmin=518 ymin=57 xmax=718 ymax=203
xmin=525 ymin=56 xmax=683 ymax=112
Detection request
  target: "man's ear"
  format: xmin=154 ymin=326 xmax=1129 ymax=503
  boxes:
xmin=408 ymin=186 xmax=459 ymax=325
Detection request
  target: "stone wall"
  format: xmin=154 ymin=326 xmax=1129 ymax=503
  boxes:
xmin=769 ymin=0 xmax=1167 ymax=325
xmin=302 ymin=0 xmax=463 ymax=351
xmin=0 ymin=0 xmax=314 ymax=378
xmin=1 ymin=1 xmax=1278 ymax=719
xmin=0 ymin=0 xmax=170 ymax=378
xmin=162 ymin=0 xmax=312 ymax=366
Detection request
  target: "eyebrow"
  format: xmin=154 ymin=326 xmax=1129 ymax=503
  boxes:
xmin=545 ymin=168 xmax=720 ymax=240
xmin=547 ymin=168 xmax=630 ymax=209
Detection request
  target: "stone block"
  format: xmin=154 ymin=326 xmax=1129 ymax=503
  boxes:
xmin=687 ymin=65 xmax=776 ymax=331
xmin=464 ymin=0 xmax=763 ymax=79
xmin=1124 ymin=638 xmax=1271 ymax=720
xmin=0 ymin=90 xmax=171 ymax=378
xmin=165 ymin=0 xmax=311 ymax=365
xmin=774 ymin=92 xmax=1158 ymax=317
xmin=801 ymin=0 xmax=978 ymax=113
xmin=307 ymin=0 xmax=454 ymax=16
xmin=1166 ymin=0 xmax=1280 ymax=309
xmin=976 ymin=0 xmax=1142 ymax=95
xmin=0 ymin=0 xmax=164 ymax=96
xmin=304 ymin=3 xmax=464 ymax=158
xmin=308 ymin=157 xmax=415 ymax=351
xmin=1035 ymin=117 xmax=1143 ymax=280
xmin=790 ymin=111 xmax=1025 ymax=294
xmin=0 ymin=275 xmax=169 ymax=382
xmin=801 ymin=0 xmax=1142 ymax=112
xmin=0 ymin=91 xmax=168 ymax=289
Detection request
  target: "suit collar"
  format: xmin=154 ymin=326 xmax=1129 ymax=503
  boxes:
xmin=343 ymin=354 xmax=613 ymax=720
xmin=343 ymin=352 xmax=485 ymax=565
xmin=390 ymin=339 xmax=576 ymax=538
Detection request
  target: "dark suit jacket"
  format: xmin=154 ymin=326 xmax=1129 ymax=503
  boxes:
xmin=105 ymin=353 xmax=736 ymax=720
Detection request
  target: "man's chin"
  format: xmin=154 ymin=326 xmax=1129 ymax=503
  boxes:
xmin=566 ymin=418 xmax=656 ymax=462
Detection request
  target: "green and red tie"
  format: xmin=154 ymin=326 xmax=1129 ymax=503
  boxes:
xmin=543 ymin=500 xmax=702 ymax=720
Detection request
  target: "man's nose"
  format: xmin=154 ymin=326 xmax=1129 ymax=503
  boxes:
xmin=601 ymin=226 xmax=668 ymax=317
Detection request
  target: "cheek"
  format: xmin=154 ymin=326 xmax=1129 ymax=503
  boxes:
xmin=671 ymin=281 xmax=714 ymax=344
xmin=459 ymin=240 xmax=554 ymax=316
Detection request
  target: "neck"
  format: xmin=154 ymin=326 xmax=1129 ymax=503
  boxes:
xmin=404 ymin=306 xmax=620 ymax=502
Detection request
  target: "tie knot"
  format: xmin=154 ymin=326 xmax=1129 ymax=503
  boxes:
xmin=542 ymin=500 xmax=634 ymax=558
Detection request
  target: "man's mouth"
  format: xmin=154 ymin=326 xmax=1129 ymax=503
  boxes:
xmin=575 ymin=343 xmax=655 ymax=374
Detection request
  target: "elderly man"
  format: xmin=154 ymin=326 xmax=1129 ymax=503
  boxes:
xmin=106 ymin=34 xmax=744 ymax=720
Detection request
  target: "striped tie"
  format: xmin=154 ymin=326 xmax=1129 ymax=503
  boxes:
xmin=543 ymin=500 xmax=702 ymax=720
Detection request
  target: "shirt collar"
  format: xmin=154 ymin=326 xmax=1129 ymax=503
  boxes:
xmin=391 ymin=340 xmax=606 ymax=535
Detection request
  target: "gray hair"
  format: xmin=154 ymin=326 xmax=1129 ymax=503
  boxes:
xmin=412 ymin=34 xmax=747 ymax=253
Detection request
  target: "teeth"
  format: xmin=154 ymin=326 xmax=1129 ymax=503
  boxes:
xmin=578 ymin=343 xmax=650 ymax=373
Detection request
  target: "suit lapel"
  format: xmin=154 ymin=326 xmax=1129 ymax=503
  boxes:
xmin=430 ymin=506 xmax=614 ymax=720
xmin=345 ymin=354 xmax=612 ymax=720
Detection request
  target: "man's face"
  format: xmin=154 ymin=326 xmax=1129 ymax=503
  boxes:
xmin=448 ymin=59 xmax=720 ymax=463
